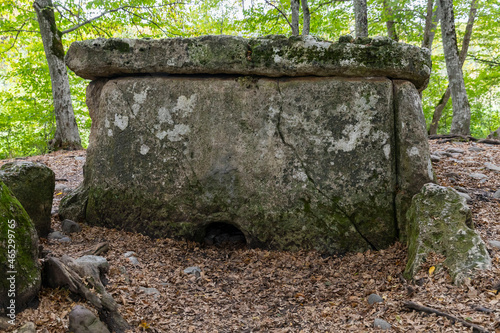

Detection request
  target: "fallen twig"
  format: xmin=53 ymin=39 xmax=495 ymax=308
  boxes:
xmin=403 ymin=301 xmax=489 ymax=333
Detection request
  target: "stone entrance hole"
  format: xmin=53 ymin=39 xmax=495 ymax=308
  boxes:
xmin=203 ymin=222 xmax=247 ymax=247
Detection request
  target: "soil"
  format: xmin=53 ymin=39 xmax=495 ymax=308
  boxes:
xmin=1 ymin=140 xmax=499 ymax=332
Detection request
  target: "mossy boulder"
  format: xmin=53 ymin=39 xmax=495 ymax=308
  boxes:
xmin=0 ymin=181 xmax=41 ymax=312
xmin=65 ymin=35 xmax=431 ymax=90
xmin=404 ymin=183 xmax=491 ymax=284
xmin=0 ymin=161 xmax=55 ymax=238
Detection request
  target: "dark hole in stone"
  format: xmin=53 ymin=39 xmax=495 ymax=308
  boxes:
xmin=204 ymin=222 xmax=247 ymax=248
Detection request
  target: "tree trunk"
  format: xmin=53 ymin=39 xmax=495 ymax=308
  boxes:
xmin=33 ymin=0 xmax=82 ymax=150
xmin=422 ymin=0 xmax=440 ymax=50
xmin=301 ymin=0 xmax=310 ymax=35
xmin=353 ymin=0 xmax=368 ymax=38
xmin=439 ymin=0 xmax=471 ymax=135
xmin=383 ymin=0 xmax=398 ymax=41
xmin=430 ymin=0 xmax=477 ymax=135
xmin=291 ymin=0 xmax=300 ymax=36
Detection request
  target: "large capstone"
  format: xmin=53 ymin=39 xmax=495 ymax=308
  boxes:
xmin=61 ymin=35 xmax=435 ymax=254
xmin=0 ymin=161 xmax=55 ymax=238
xmin=0 ymin=181 xmax=41 ymax=312
xmin=404 ymin=183 xmax=491 ymax=284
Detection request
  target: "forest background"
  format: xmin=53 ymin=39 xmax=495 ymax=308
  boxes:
xmin=0 ymin=0 xmax=499 ymax=159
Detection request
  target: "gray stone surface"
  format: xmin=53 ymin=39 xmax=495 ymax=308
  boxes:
xmin=184 ymin=266 xmax=202 ymax=275
xmin=62 ymin=219 xmax=82 ymax=234
xmin=367 ymin=293 xmax=384 ymax=305
xmin=61 ymin=76 xmax=402 ymax=253
xmin=394 ymin=80 xmax=435 ymax=243
xmin=430 ymin=154 xmax=441 ymax=162
xmin=68 ymin=305 xmax=110 ymax=333
xmin=0 ymin=161 xmax=55 ymax=238
xmin=0 ymin=181 xmax=41 ymax=312
xmin=73 ymin=255 xmax=109 ymax=283
xmin=457 ymin=191 xmax=472 ymax=202
xmin=470 ymin=173 xmax=488 ymax=180
xmin=15 ymin=322 xmax=36 ymax=333
xmin=488 ymin=240 xmax=500 ymax=249
xmin=65 ymin=35 xmax=431 ymax=89
xmin=446 ymin=148 xmax=465 ymax=154
xmin=404 ymin=184 xmax=491 ymax=284
xmin=373 ymin=318 xmax=391 ymax=330
xmin=469 ymin=147 xmax=485 ymax=152
xmin=494 ymin=190 xmax=500 ymax=199
xmin=139 ymin=287 xmax=160 ymax=297
xmin=485 ymin=162 xmax=500 ymax=172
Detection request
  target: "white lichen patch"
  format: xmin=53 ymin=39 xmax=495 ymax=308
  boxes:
xmin=105 ymin=118 xmax=110 ymax=128
xmin=407 ymin=146 xmax=420 ymax=157
xmin=292 ymin=170 xmax=308 ymax=182
xmin=114 ymin=114 xmax=129 ymax=130
xmin=167 ymin=124 xmax=191 ymax=142
xmin=302 ymin=35 xmax=330 ymax=50
xmin=107 ymin=129 xmax=113 ymax=137
xmin=383 ymin=144 xmax=391 ymax=160
xmin=140 ymin=144 xmax=150 ymax=155
xmin=173 ymin=95 xmax=197 ymax=117
xmin=427 ymin=158 xmax=434 ymax=180
xmin=158 ymin=107 xmax=173 ymax=124
xmin=156 ymin=131 xmax=167 ymax=140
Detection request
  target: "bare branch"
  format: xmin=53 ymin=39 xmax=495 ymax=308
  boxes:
xmin=1 ymin=22 xmax=26 ymax=54
xmin=60 ymin=2 xmax=184 ymax=35
xmin=467 ymin=54 xmax=500 ymax=66
xmin=264 ymin=0 xmax=292 ymax=30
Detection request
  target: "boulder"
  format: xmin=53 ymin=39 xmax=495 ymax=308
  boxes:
xmin=0 ymin=161 xmax=55 ymax=238
xmin=404 ymin=183 xmax=491 ymax=284
xmin=487 ymin=127 xmax=500 ymax=140
xmin=0 ymin=181 xmax=41 ymax=312
xmin=61 ymin=219 xmax=82 ymax=234
xmin=68 ymin=305 xmax=110 ymax=333
xmin=65 ymin=35 xmax=431 ymax=90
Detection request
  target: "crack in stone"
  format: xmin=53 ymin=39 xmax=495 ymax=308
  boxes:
xmin=274 ymin=78 xmax=377 ymax=250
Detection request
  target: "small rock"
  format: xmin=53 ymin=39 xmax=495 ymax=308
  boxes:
xmin=128 ymin=256 xmax=140 ymax=266
xmin=74 ymin=156 xmax=86 ymax=161
xmin=430 ymin=154 xmax=441 ymax=162
xmin=85 ymin=242 xmax=109 ymax=256
xmin=74 ymin=255 xmax=109 ymax=284
xmin=373 ymin=318 xmax=391 ymax=330
xmin=484 ymin=162 xmax=500 ymax=172
xmin=488 ymin=240 xmax=500 ymax=249
xmin=184 ymin=266 xmax=202 ymax=275
xmin=457 ymin=191 xmax=472 ymax=202
xmin=48 ymin=231 xmax=70 ymax=242
xmin=469 ymin=147 xmax=485 ymax=152
xmin=51 ymin=207 xmax=59 ymax=215
xmin=494 ymin=190 xmax=500 ymax=199
xmin=68 ymin=305 xmax=110 ymax=333
xmin=367 ymin=293 xmax=384 ymax=305
xmin=453 ymin=186 xmax=468 ymax=193
xmin=450 ymin=153 xmax=462 ymax=158
xmin=15 ymin=322 xmax=36 ymax=333
xmin=61 ymin=219 xmax=81 ymax=234
xmin=123 ymin=251 xmax=136 ymax=258
xmin=55 ymin=183 xmax=71 ymax=194
xmin=139 ymin=287 xmax=160 ymax=299
xmin=469 ymin=173 xmax=488 ymax=180
xmin=446 ymin=148 xmax=465 ymax=154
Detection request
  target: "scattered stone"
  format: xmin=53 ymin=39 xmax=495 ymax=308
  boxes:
xmin=139 ymin=287 xmax=160 ymax=299
xmin=68 ymin=305 xmax=110 ymax=333
xmin=469 ymin=173 xmax=488 ymax=180
xmin=484 ymin=162 xmax=500 ymax=172
xmin=373 ymin=318 xmax=391 ymax=330
xmin=51 ymin=207 xmax=58 ymax=215
xmin=15 ymin=322 xmax=36 ymax=333
xmin=453 ymin=186 xmax=468 ymax=193
xmin=404 ymin=184 xmax=491 ymax=284
xmin=55 ymin=183 xmax=72 ymax=194
xmin=128 ymin=256 xmax=140 ymax=266
xmin=450 ymin=153 xmax=462 ymax=158
xmin=0 ymin=181 xmax=41 ymax=311
xmin=446 ymin=148 xmax=465 ymax=154
xmin=85 ymin=242 xmax=109 ymax=256
xmin=457 ymin=191 xmax=472 ymax=202
xmin=75 ymin=156 xmax=86 ymax=161
xmin=62 ymin=219 xmax=82 ymax=234
xmin=494 ymin=190 xmax=500 ymax=199
xmin=488 ymin=240 xmax=500 ymax=249
xmin=367 ymin=293 xmax=384 ymax=305
xmin=48 ymin=231 xmax=71 ymax=242
xmin=469 ymin=147 xmax=485 ymax=152
xmin=0 ymin=161 xmax=55 ymax=237
xmin=73 ymin=255 xmax=109 ymax=284
xmin=123 ymin=251 xmax=136 ymax=258
xmin=430 ymin=154 xmax=441 ymax=162
xmin=184 ymin=266 xmax=202 ymax=275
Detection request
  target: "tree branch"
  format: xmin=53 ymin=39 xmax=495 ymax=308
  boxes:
xmin=60 ymin=2 xmax=183 ymax=35
xmin=264 ymin=0 xmax=293 ymax=30
xmin=467 ymin=54 xmax=500 ymax=66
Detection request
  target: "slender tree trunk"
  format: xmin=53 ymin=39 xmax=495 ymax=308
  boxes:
xmin=301 ymin=0 xmax=310 ymax=35
xmin=383 ymin=0 xmax=398 ymax=41
xmin=430 ymin=0 xmax=477 ymax=135
xmin=33 ymin=0 xmax=82 ymax=150
xmin=353 ymin=0 xmax=368 ymax=38
xmin=422 ymin=0 xmax=440 ymax=50
xmin=439 ymin=0 xmax=471 ymax=135
xmin=291 ymin=0 xmax=300 ymax=36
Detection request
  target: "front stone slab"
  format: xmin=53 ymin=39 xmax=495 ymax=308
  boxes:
xmin=73 ymin=76 xmax=396 ymax=253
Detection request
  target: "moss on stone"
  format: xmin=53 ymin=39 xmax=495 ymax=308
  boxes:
xmin=103 ymin=39 xmax=131 ymax=53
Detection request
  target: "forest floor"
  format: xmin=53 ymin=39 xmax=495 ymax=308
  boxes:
xmin=2 ymin=140 xmax=500 ymax=332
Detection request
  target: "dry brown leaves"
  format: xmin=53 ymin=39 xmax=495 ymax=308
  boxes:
xmin=3 ymin=141 xmax=500 ymax=332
